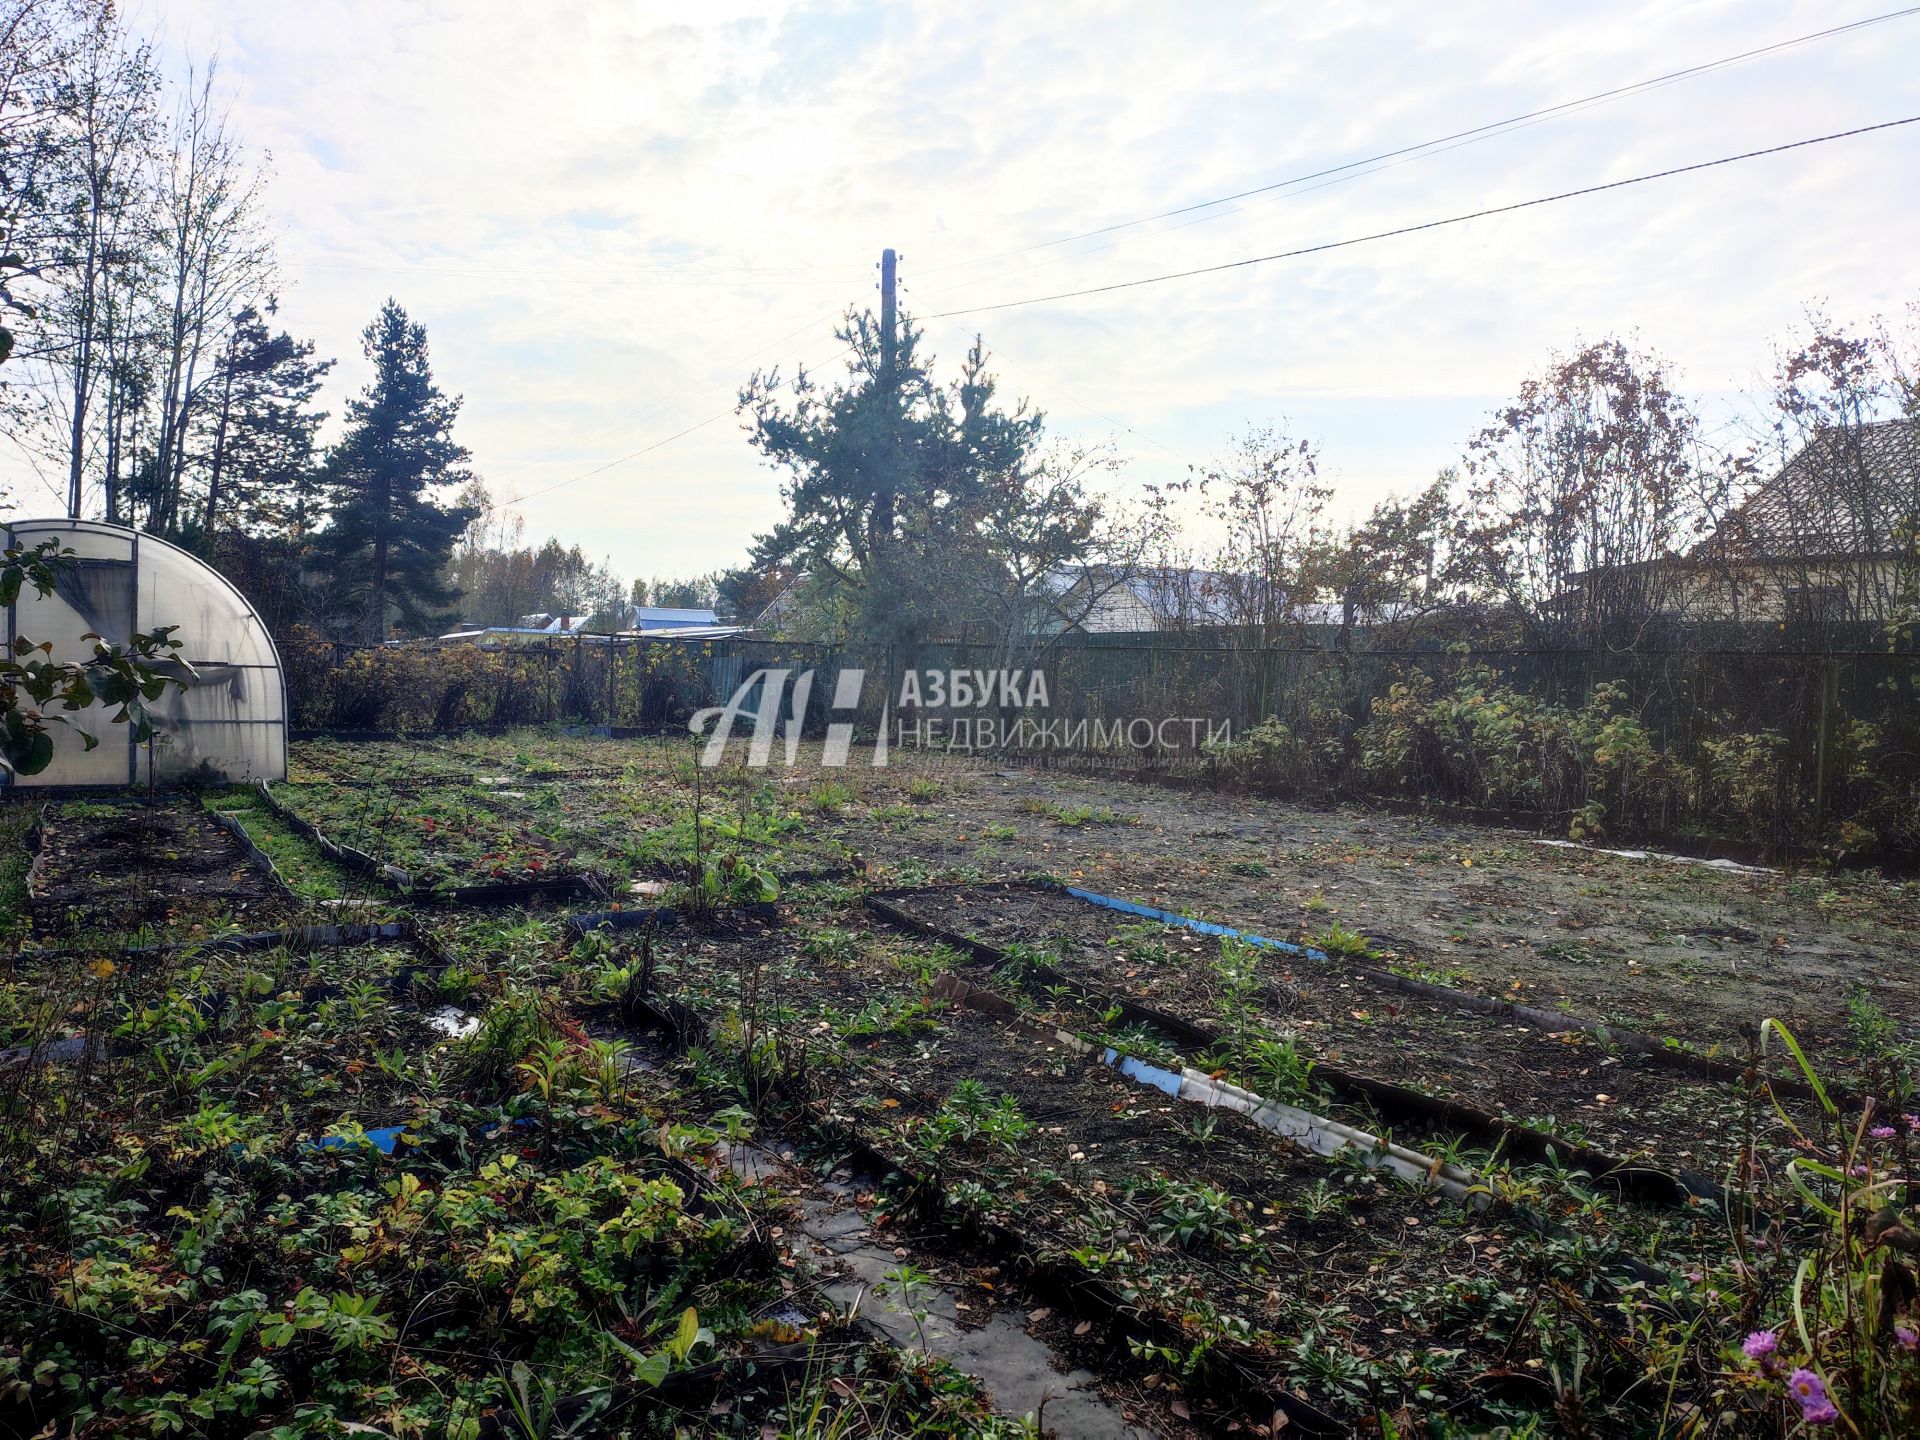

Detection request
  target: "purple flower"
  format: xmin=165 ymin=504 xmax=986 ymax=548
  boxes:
xmin=1743 ymin=1330 xmax=1779 ymax=1361
xmin=1872 ymin=1125 xmax=1897 ymax=1139
xmin=1789 ymin=1368 xmax=1838 ymax=1425
xmin=1907 ymin=1114 xmax=1920 ymax=1133
xmin=1897 ymin=1324 xmax=1919 ymax=1351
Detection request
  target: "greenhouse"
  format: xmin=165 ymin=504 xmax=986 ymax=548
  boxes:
xmin=2 ymin=518 xmax=287 ymax=787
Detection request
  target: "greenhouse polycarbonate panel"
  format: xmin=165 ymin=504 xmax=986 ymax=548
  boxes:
xmin=137 ymin=544 xmax=281 ymax=670
xmin=3 ymin=519 xmax=287 ymax=788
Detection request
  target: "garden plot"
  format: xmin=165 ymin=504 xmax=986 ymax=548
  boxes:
xmin=288 ymin=735 xmax=486 ymax=786
xmin=22 ymin=796 xmax=293 ymax=942
xmin=262 ymin=762 xmax=858 ymax=898
xmin=0 ymin=922 xmax=1025 ymax=1438
xmin=204 ymin=789 xmax=406 ymax=909
xmin=597 ymin=912 xmax=1709 ymax=1433
xmin=876 ymin=882 xmax=1826 ymax=1186
xmin=458 ymin=733 xmax=1918 ymax=1071
xmin=259 ymin=778 xmax=622 ymax=893
xmin=698 ymin=745 xmax=1920 ymax=1065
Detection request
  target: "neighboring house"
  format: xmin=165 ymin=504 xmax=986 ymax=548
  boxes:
xmin=515 ymin=612 xmax=591 ymax=633
xmin=1039 ymin=566 xmax=1245 ymax=633
xmin=751 ymin=575 xmax=806 ymax=634
xmin=627 ymin=604 xmax=719 ymax=630
xmin=1687 ymin=418 xmax=1919 ymax=624
xmin=456 ymin=606 xmax=733 ymax=640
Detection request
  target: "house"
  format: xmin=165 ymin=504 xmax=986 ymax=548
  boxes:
xmin=1039 ymin=566 xmax=1246 ymax=633
xmin=1686 ymin=418 xmax=1919 ymax=624
xmin=515 ymin=612 xmax=591 ymax=633
xmin=627 ymin=604 xmax=719 ymax=630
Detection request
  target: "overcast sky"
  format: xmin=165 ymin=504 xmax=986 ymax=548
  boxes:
xmin=136 ymin=0 xmax=1920 ymax=582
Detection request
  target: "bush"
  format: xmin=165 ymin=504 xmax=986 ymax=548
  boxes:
xmin=281 ymin=625 xmax=713 ymax=731
xmin=1353 ymin=665 xmax=1690 ymax=838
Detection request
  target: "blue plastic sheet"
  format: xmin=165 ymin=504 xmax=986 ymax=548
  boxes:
xmin=1062 ymin=885 xmax=1329 ymax=962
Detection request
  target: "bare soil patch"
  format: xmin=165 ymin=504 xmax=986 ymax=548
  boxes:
xmin=884 ymin=882 xmax=1823 ymax=1182
xmin=28 ymin=797 xmax=290 ymax=940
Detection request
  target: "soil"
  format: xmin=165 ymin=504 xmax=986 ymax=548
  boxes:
xmin=775 ymin=750 xmax=1920 ymax=1067
xmin=882 ymin=883 xmax=1819 ymax=1182
xmin=620 ymin=912 xmax=1695 ymax=1429
xmin=271 ymin=738 xmax=1920 ymax=1072
xmin=28 ymin=797 xmax=291 ymax=940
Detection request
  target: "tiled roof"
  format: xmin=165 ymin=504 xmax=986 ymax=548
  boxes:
xmin=1696 ymin=419 xmax=1920 ymax=561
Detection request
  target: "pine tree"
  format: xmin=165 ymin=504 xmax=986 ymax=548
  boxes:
xmin=203 ymin=303 xmax=333 ymax=543
xmin=316 ymin=299 xmax=476 ymax=641
xmin=740 ymin=310 xmax=1045 ymax=645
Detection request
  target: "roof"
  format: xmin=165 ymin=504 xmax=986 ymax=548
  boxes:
xmin=1046 ymin=565 xmax=1250 ymax=627
xmin=627 ymin=624 xmax=748 ymax=641
xmin=514 ymin=612 xmax=592 ymax=632
xmin=630 ymin=605 xmax=718 ymax=627
xmin=1695 ymin=419 xmax=1920 ymax=563
xmin=436 ymin=624 xmax=749 ymax=645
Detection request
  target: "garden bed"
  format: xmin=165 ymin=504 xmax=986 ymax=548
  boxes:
xmin=24 ymin=796 xmax=293 ymax=941
xmin=0 ymin=914 xmax=1023 ymax=1437
xmin=613 ymin=911 xmax=1685 ymax=1431
xmin=259 ymin=755 xmax=857 ymax=900
xmin=871 ymin=882 xmax=1822 ymax=1192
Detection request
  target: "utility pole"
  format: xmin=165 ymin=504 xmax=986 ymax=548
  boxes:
xmin=879 ymin=247 xmax=897 ymax=381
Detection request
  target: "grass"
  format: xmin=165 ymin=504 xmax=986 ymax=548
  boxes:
xmin=1306 ymin=921 xmax=1375 ymax=958
xmin=206 ymin=791 xmax=359 ymax=902
xmin=1023 ymin=798 xmax=1135 ymax=828
xmin=0 ymin=801 xmax=33 ymax=946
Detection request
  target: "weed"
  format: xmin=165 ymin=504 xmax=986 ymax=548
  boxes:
xmin=917 ymin=1081 xmax=1033 ymax=1155
xmin=808 ymin=780 xmax=856 ymax=813
xmin=1307 ymin=921 xmax=1375 ymax=958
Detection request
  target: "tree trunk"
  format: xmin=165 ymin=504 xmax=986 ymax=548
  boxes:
xmin=203 ymin=352 xmax=236 ymax=538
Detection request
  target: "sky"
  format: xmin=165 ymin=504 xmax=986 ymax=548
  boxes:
xmin=116 ymin=0 xmax=1920 ymax=581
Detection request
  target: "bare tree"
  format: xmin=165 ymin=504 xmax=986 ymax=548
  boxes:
xmin=1458 ymin=338 xmax=1704 ymax=646
xmin=1141 ymin=424 xmax=1330 ymax=722
xmin=937 ymin=438 xmax=1155 ymax=664
xmin=1308 ymin=475 xmax=1463 ymax=648
xmin=140 ymin=64 xmax=274 ymax=534
xmin=19 ymin=0 xmax=158 ymax=516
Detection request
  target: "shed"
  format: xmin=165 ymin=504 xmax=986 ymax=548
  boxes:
xmin=2 ymin=518 xmax=287 ymax=787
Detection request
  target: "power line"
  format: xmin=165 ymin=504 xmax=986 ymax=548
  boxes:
xmin=913 ymin=5 xmax=1920 ymax=279
xmin=922 ymin=114 xmax=1920 ymax=319
xmin=287 ymin=259 xmax=864 ymax=289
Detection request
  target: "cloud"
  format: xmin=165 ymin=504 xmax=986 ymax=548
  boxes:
xmin=90 ymin=0 xmax=1920 ymax=577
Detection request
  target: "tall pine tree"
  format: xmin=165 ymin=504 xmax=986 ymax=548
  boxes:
xmin=316 ymin=300 xmax=475 ymax=641
xmin=203 ymin=303 xmax=333 ymax=544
